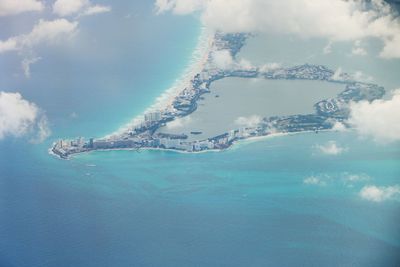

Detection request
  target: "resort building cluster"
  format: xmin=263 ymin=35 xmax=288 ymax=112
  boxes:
xmin=52 ymin=33 xmax=385 ymax=159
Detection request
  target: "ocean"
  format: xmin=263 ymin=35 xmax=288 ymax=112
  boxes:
xmin=1 ymin=131 xmax=399 ymax=266
xmin=1 ymin=1 xmax=400 ymax=266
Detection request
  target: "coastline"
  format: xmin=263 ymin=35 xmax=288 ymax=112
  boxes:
xmin=50 ymin=130 xmax=344 ymax=159
xmin=58 ymin=142 xmax=221 ymax=159
xmin=228 ymin=129 xmax=346 ymax=150
xmin=107 ymin=27 xmax=213 ymax=138
xmin=50 ymin=31 xmax=385 ymax=160
xmin=48 ymin=146 xmax=71 ymax=160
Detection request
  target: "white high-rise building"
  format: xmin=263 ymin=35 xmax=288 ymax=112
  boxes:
xmin=228 ymin=130 xmax=236 ymax=141
xmin=144 ymin=111 xmax=162 ymax=122
xmin=77 ymin=137 xmax=85 ymax=147
xmin=160 ymin=138 xmax=181 ymax=149
xmin=238 ymin=128 xmax=248 ymax=137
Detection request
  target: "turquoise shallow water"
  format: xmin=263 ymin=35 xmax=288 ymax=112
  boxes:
xmin=0 ymin=131 xmax=399 ymax=266
xmin=1 ymin=1 xmax=400 ymax=266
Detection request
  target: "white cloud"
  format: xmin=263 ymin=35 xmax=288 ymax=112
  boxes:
xmin=234 ymin=115 xmax=262 ymax=128
xmin=31 ymin=115 xmax=51 ymax=143
xmin=348 ymin=89 xmax=400 ymax=143
xmin=352 ymin=40 xmax=367 ymax=56
xmin=53 ymin=0 xmax=89 ymax=16
xmin=0 ymin=19 xmax=78 ymax=54
xmin=82 ymin=5 xmax=111 ymax=16
xmin=331 ymin=67 xmax=373 ymax=82
xmin=359 ymin=185 xmax=400 ymax=202
xmin=166 ymin=116 xmax=192 ymax=130
xmin=352 ymin=70 xmax=373 ymax=82
xmin=0 ymin=92 xmax=36 ymax=139
xmin=155 ymin=0 xmax=203 ymax=15
xmin=315 ymin=140 xmax=347 ymax=155
xmin=259 ymin=62 xmax=281 ymax=72
xmin=345 ymin=173 xmax=370 ymax=182
xmin=211 ymin=50 xmax=233 ymax=69
xmin=0 ymin=38 xmax=18 ymax=53
xmin=0 ymin=0 xmax=44 ymax=16
xmin=380 ymin=35 xmax=400 ymax=59
xmin=332 ymin=121 xmax=347 ymax=132
xmin=331 ymin=67 xmax=345 ymax=81
xmin=1 ymin=1 xmax=109 ymax=79
xmin=237 ymin=58 xmax=254 ymax=70
xmin=21 ymin=57 xmax=41 ymax=78
xmin=155 ymin=0 xmax=400 ymax=59
xmin=155 ymin=0 xmax=174 ymax=14
xmin=323 ymin=41 xmax=333 ymax=54
xmin=210 ymin=50 xmax=256 ymax=70
xmin=342 ymin=173 xmax=370 ymax=187
xmin=53 ymin=0 xmax=111 ymax=17
xmin=0 ymin=91 xmax=50 ymax=142
xmin=0 ymin=19 xmax=77 ymax=76
xmin=304 ymin=172 xmax=370 ymax=188
xmin=303 ymin=176 xmax=326 ymax=186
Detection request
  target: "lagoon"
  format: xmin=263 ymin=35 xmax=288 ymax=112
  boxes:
xmin=158 ymin=78 xmax=344 ymax=141
xmin=1 ymin=2 xmax=400 ymax=266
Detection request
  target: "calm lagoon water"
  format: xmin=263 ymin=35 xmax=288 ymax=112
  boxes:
xmin=159 ymin=78 xmax=344 ymax=140
xmin=1 ymin=2 xmax=400 ymax=266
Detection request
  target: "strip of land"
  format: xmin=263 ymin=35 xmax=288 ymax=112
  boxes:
xmin=51 ymin=33 xmax=385 ymax=159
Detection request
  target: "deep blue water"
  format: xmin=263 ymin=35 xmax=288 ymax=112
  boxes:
xmin=1 ymin=1 xmax=400 ymax=266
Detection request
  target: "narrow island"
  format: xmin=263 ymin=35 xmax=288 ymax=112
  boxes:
xmin=51 ymin=32 xmax=385 ymax=159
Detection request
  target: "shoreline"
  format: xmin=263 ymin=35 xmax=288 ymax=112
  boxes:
xmin=49 ymin=130 xmax=345 ymax=160
xmin=107 ymin=27 xmax=213 ymax=138
xmin=50 ymin=32 xmax=385 ymax=160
